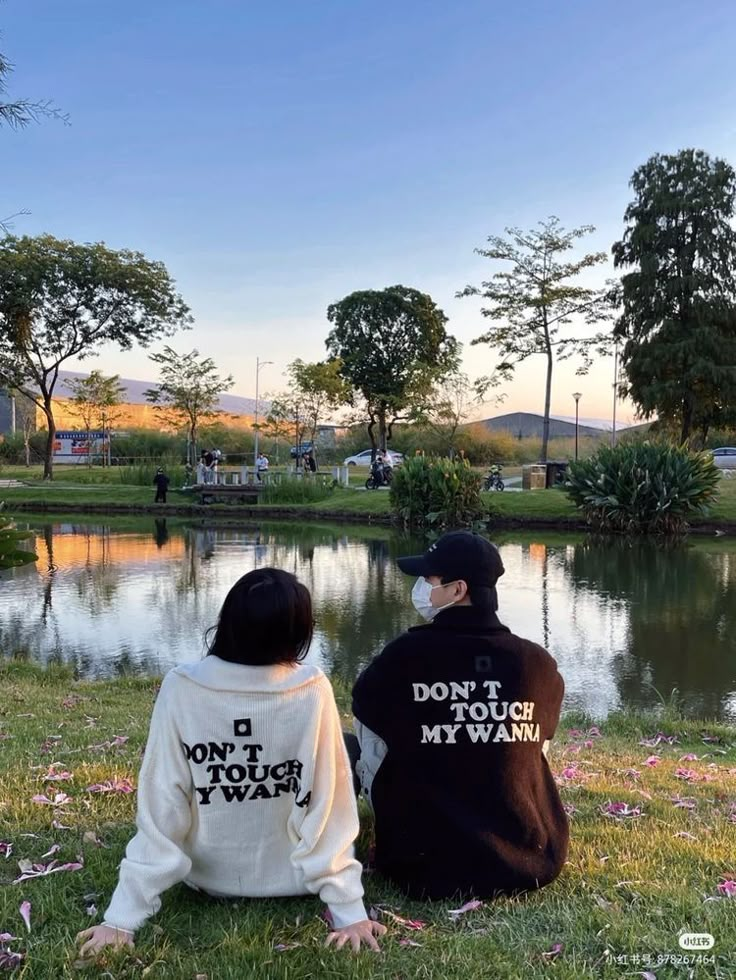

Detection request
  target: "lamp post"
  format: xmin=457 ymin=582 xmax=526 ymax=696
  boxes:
xmin=572 ymin=392 xmax=582 ymax=461
xmin=253 ymin=357 xmax=273 ymax=468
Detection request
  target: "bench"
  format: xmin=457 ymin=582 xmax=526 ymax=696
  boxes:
xmin=194 ymin=483 xmax=263 ymax=505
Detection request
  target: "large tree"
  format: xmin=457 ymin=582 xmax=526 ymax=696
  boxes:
xmin=457 ymin=217 xmax=610 ymax=462
xmin=0 ymin=235 xmax=191 ymax=478
xmin=326 ymin=285 xmax=458 ymax=454
xmin=144 ymin=347 xmax=233 ymax=466
xmin=612 ymin=149 xmax=736 ymax=445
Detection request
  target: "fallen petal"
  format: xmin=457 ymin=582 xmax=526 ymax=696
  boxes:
xmin=644 ymin=756 xmax=661 ymax=767
xmin=273 ymin=942 xmax=302 ymax=952
xmin=41 ymin=844 xmax=60 ymax=859
xmin=448 ymin=899 xmax=483 ymax=917
xmin=716 ymin=879 xmax=736 ymax=898
xmin=0 ymin=843 xmax=11 ymax=860
xmin=19 ymin=901 xmax=31 ymax=934
xmin=399 ymin=938 xmax=422 ymax=947
xmin=541 ymin=942 xmax=563 ymax=959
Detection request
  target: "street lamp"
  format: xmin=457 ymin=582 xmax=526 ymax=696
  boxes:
xmin=253 ymin=357 xmax=273 ymax=468
xmin=572 ymin=392 xmax=582 ymax=461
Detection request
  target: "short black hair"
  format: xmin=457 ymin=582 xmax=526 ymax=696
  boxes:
xmin=206 ymin=568 xmax=313 ymax=666
xmin=440 ymin=575 xmax=497 ymax=612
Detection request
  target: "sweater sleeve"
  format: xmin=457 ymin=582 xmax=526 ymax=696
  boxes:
xmin=289 ymin=680 xmax=367 ymax=929
xmin=103 ymin=673 xmax=194 ymax=933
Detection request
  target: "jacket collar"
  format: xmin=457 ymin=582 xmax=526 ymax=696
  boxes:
xmin=409 ymin=605 xmax=511 ymax=635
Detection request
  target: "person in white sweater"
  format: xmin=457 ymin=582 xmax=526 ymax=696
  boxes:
xmin=77 ymin=568 xmax=385 ymax=957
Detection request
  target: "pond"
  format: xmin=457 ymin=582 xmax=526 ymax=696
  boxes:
xmin=1 ymin=518 xmax=736 ymax=721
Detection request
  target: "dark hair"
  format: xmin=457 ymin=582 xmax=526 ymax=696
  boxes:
xmin=440 ymin=576 xmax=497 ymax=612
xmin=206 ymin=568 xmax=314 ymax=666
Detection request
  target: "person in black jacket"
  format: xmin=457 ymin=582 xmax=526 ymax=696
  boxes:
xmin=153 ymin=468 xmax=170 ymax=504
xmin=351 ymin=530 xmax=569 ymax=902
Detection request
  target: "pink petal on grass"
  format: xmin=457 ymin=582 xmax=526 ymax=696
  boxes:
xmin=674 ymin=832 xmax=697 ymax=840
xmin=399 ymin=938 xmax=422 ymax=947
xmin=716 ymin=879 xmax=736 ymax=897
xmin=85 ymin=903 xmax=97 ymax=917
xmin=600 ymin=801 xmax=643 ymax=818
xmin=0 ymin=843 xmax=12 ymax=860
xmin=372 ymin=906 xmax=426 ymax=930
xmin=563 ymin=803 xmax=578 ymax=816
xmin=679 ymin=753 xmax=699 ymax=762
xmin=447 ymin=899 xmax=483 ymax=918
xmin=13 ymin=859 xmax=83 ymax=884
xmin=541 ymin=942 xmax=563 ymax=959
xmin=19 ymin=902 xmax=31 ymax=934
xmin=40 ymin=844 xmax=60 ymax=859
xmin=671 ymin=795 xmax=697 ymax=810
xmin=42 ymin=767 xmax=72 ymax=782
xmin=640 ymin=972 xmax=657 ymax=980
xmin=51 ymin=820 xmax=71 ymax=831
xmin=621 ymin=768 xmax=641 ymax=780
xmin=31 ymin=793 xmax=71 ymax=806
xmin=644 ymin=756 xmax=661 ymax=767
xmin=0 ymin=950 xmax=24 ymax=969
xmin=85 ymin=778 xmax=134 ymax=794
xmin=674 ymin=768 xmax=698 ymax=781
xmin=273 ymin=942 xmax=302 ymax=952
xmin=0 ymin=934 xmax=17 ymax=943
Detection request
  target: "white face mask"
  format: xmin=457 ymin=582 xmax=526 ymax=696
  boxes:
xmin=411 ymin=577 xmax=458 ymax=621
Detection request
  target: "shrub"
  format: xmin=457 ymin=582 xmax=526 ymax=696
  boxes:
xmin=565 ymin=442 xmax=721 ymax=534
xmin=260 ymin=474 xmax=335 ymax=505
xmin=389 ymin=455 xmax=485 ymax=528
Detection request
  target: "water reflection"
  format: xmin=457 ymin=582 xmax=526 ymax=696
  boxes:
xmin=1 ymin=520 xmax=735 ymax=721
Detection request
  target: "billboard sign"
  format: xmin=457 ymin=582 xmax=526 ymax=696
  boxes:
xmin=52 ymin=430 xmax=108 ymax=464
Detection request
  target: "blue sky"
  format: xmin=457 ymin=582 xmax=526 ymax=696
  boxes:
xmin=3 ymin=0 xmax=736 ymax=422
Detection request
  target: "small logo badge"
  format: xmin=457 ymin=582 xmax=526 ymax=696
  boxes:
xmin=678 ymin=933 xmax=715 ymax=950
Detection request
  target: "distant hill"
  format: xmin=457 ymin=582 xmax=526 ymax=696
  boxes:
xmin=473 ymin=411 xmax=633 ymax=440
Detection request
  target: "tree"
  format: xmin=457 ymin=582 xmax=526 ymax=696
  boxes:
xmin=144 ymin=347 xmax=234 ymax=466
xmin=0 ymin=45 xmax=67 ymax=130
xmin=0 ymin=235 xmax=191 ymax=479
xmin=413 ymin=370 xmax=503 ymax=457
xmin=612 ymin=149 xmax=736 ymax=445
xmin=265 ymin=359 xmax=349 ymax=464
xmin=66 ymin=371 xmax=126 ymax=467
xmin=326 ymin=285 xmax=458 ymax=455
xmin=457 ymin=217 xmax=610 ymax=462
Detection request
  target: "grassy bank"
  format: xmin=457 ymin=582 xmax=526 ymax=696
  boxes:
xmin=1 ymin=663 xmax=734 ymax=978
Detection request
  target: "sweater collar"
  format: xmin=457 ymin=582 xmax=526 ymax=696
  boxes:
xmin=409 ymin=605 xmax=511 ymax=635
xmin=172 ymin=655 xmax=324 ymax=693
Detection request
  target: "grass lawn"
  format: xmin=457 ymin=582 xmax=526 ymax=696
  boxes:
xmin=1 ymin=663 xmax=735 ymax=978
xmin=2 ymin=467 xmax=736 ymax=531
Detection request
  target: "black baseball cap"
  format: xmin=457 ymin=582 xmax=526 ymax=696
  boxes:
xmin=396 ymin=530 xmax=505 ymax=587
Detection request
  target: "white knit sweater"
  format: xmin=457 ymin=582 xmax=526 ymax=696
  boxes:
xmin=103 ymin=656 xmax=367 ymax=932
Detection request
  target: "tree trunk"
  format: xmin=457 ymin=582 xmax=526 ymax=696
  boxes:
xmin=378 ymin=405 xmax=388 ymax=454
xmin=680 ymin=395 xmax=694 ymax=446
xmin=540 ymin=347 xmax=553 ymax=463
xmin=42 ymin=401 xmax=55 ymax=480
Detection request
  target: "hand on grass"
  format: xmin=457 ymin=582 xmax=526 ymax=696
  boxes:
xmin=76 ymin=924 xmax=135 ymax=957
xmin=325 ymin=918 xmax=386 ymax=953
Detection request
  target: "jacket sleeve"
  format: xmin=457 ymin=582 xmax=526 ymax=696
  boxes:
xmin=289 ymin=680 xmax=367 ymax=929
xmin=351 ymin=642 xmax=396 ymax=738
xmin=103 ymin=673 xmax=194 ymax=933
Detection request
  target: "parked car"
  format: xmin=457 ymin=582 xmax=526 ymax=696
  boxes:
xmin=711 ymin=447 xmax=736 ymax=469
xmin=344 ymin=449 xmax=404 ymax=466
xmin=289 ymin=441 xmax=314 ymax=458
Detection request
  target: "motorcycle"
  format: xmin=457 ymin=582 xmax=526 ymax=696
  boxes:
xmin=483 ymin=465 xmax=505 ymax=491
xmin=366 ymin=459 xmax=393 ymax=490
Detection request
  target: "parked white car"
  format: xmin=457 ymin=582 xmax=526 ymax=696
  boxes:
xmin=344 ymin=449 xmax=404 ymax=466
xmin=711 ymin=447 xmax=736 ymax=469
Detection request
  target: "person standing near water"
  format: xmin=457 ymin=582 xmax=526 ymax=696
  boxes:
xmin=350 ymin=530 xmax=569 ymax=902
xmin=153 ymin=467 xmax=170 ymax=503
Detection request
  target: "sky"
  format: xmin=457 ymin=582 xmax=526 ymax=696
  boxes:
xmin=3 ymin=0 xmax=736 ymax=425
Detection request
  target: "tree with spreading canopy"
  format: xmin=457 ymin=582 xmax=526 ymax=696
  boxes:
xmin=411 ymin=369 xmax=504 ymax=457
xmin=326 ymin=285 xmax=458 ymax=456
xmin=0 ymin=235 xmax=191 ymax=478
xmin=144 ymin=347 xmax=233 ymax=467
xmin=457 ymin=217 xmax=611 ymax=462
xmin=612 ymin=148 xmax=736 ymax=446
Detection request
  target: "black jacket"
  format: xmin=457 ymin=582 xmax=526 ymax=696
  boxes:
xmin=351 ymin=605 xmax=568 ymax=900
xmin=153 ymin=474 xmax=170 ymax=492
